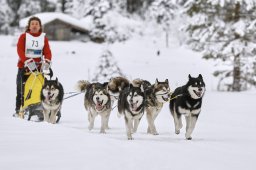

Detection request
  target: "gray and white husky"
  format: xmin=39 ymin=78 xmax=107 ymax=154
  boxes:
xmin=118 ymin=84 xmax=146 ymax=140
xmin=41 ymin=78 xmax=64 ymax=124
xmin=76 ymin=80 xmax=111 ymax=133
xmin=133 ymin=78 xmax=171 ymax=135
xmin=169 ymin=74 xmax=205 ymax=140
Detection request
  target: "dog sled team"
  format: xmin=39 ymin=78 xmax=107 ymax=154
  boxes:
xmin=75 ymin=75 xmax=206 ymax=140
xmin=14 ymin=16 xmax=206 ymax=140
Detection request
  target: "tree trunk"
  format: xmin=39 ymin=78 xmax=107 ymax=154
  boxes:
xmin=165 ymin=31 xmax=169 ymax=48
xmin=60 ymin=0 xmax=66 ymax=13
xmin=232 ymin=54 xmax=241 ymax=91
xmin=127 ymin=0 xmax=134 ymax=13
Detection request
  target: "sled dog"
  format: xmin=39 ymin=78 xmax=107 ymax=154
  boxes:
xmin=118 ymin=84 xmax=146 ymax=140
xmin=133 ymin=78 xmax=171 ymax=135
xmin=41 ymin=78 xmax=64 ymax=124
xmin=76 ymin=81 xmax=111 ymax=133
xmin=107 ymin=76 xmax=130 ymax=104
xmin=169 ymin=74 xmax=205 ymax=140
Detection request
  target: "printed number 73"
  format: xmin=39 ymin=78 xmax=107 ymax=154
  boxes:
xmin=32 ymin=40 xmax=38 ymax=47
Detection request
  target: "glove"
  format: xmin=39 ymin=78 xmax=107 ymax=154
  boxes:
xmin=42 ymin=63 xmax=50 ymax=72
xmin=24 ymin=59 xmax=36 ymax=71
xmin=42 ymin=60 xmax=51 ymax=74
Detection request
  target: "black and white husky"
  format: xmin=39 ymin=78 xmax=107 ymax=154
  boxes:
xmin=169 ymin=74 xmax=205 ymax=140
xmin=133 ymin=78 xmax=171 ymax=135
xmin=76 ymin=80 xmax=111 ymax=133
xmin=118 ymin=84 xmax=146 ymax=140
xmin=41 ymin=78 xmax=64 ymax=124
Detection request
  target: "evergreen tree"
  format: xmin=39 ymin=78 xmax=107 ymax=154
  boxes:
xmin=6 ymin=0 xmax=22 ymax=26
xmin=147 ymin=0 xmax=177 ymax=47
xmin=17 ymin=0 xmax=41 ymax=19
xmin=40 ymin=0 xmax=56 ymax=12
xmin=126 ymin=0 xmax=153 ymax=14
xmin=92 ymin=50 xmax=125 ymax=82
xmin=0 ymin=0 xmax=13 ymax=34
xmin=58 ymin=0 xmax=67 ymax=13
xmin=66 ymin=0 xmax=132 ymax=43
xmin=183 ymin=0 xmax=256 ymax=91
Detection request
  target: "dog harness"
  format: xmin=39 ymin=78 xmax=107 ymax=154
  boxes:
xmin=25 ymin=33 xmax=45 ymax=58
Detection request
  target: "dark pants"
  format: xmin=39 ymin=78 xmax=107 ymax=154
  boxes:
xmin=16 ymin=68 xmax=29 ymax=112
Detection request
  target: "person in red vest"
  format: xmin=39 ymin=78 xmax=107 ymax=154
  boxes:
xmin=14 ymin=16 xmax=52 ymax=117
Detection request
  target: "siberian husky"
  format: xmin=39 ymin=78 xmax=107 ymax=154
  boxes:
xmin=76 ymin=80 xmax=111 ymax=133
xmin=118 ymin=84 xmax=146 ymax=140
xmin=41 ymin=78 xmax=64 ymax=124
xmin=169 ymin=74 xmax=205 ymax=140
xmin=133 ymin=78 xmax=171 ymax=135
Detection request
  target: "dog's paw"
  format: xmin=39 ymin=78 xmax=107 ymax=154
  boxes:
xmin=185 ymin=134 xmax=192 ymax=140
xmin=186 ymin=137 xmax=192 ymax=140
xmin=100 ymin=130 xmax=106 ymax=134
xmin=88 ymin=126 xmax=93 ymax=131
xmin=185 ymin=132 xmax=193 ymax=140
xmin=175 ymin=130 xmax=180 ymax=134
xmin=128 ymin=137 xmax=134 ymax=140
xmin=153 ymin=132 xmax=159 ymax=135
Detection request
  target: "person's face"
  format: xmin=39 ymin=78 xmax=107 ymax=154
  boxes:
xmin=29 ymin=20 xmax=41 ymax=33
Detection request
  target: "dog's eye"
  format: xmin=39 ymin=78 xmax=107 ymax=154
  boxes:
xmin=195 ymin=82 xmax=198 ymax=85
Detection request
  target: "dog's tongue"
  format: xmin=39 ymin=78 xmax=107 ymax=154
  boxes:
xmin=96 ymin=102 xmax=103 ymax=110
xmin=48 ymin=94 xmax=54 ymax=100
xmin=195 ymin=91 xmax=202 ymax=97
xmin=131 ymin=103 xmax=137 ymax=111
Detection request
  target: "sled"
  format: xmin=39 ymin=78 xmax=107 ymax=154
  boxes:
xmin=19 ymin=70 xmax=61 ymax=123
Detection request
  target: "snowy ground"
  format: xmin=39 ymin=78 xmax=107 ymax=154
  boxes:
xmin=0 ymin=35 xmax=255 ymax=170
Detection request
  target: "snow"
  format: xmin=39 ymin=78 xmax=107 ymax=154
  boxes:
xmin=0 ymin=34 xmax=255 ymax=170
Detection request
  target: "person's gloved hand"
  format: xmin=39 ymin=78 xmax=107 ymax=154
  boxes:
xmin=24 ymin=59 xmax=36 ymax=71
xmin=42 ymin=59 xmax=51 ymax=74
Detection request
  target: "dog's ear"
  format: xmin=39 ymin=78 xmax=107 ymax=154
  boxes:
xmin=198 ymin=74 xmax=203 ymax=79
xmin=44 ymin=77 xmax=48 ymax=82
xmin=188 ymin=74 xmax=192 ymax=79
xmin=140 ymin=84 xmax=144 ymax=93
xmin=129 ymin=83 xmax=133 ymax=90
xmin=165 ymin=79 xmax=169 ymax=84
xmin=103 ymin=82 xmax=108 ymax=88
xmin=92 ymin=83 xmax=96 ymax=90
xmin=129 ymin=83 xmax=133 ymax=88
xmin=155 ymin=78 xmax=159 ymax=84
xmin=55 ymin=77 xmax=59 ymax=85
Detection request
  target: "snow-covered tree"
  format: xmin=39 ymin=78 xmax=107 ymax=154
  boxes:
xmin=147 ymin=0 xmax=177 ymax=47
xmin=126 ymin=0 xmax=153 ymax=15
xmin=17 ymin=0 xmax=41 ymax=19
xmin=66 ymin=0 xmax=138 ymax=43
xmin=0 ymin=0 xmax=14 ymax=34
xmin=183 ymin=0 xmax=256 ymax=91
xmin=40 ymin=0 xmax=56 ymax=12
xmin=92 ymin=50 xmax=125 ymax=82
xmin=6 ymin=0 xmax=22 ymax=26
